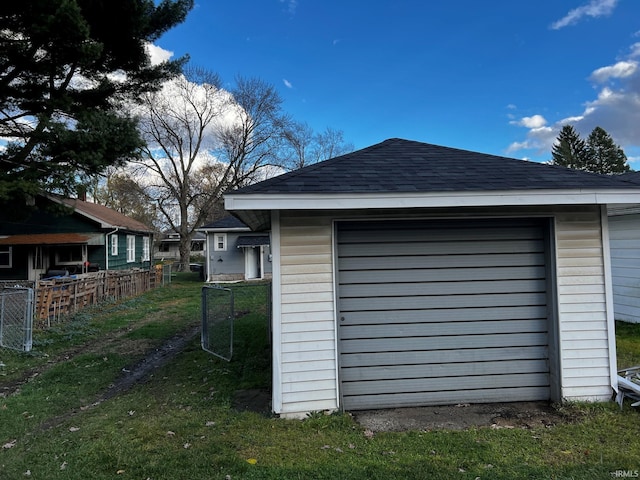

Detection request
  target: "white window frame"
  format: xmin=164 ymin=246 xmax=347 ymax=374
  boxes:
xmin=142 ymin=237 xmax=150 ymax=262
xmin=127 ymin=235 xmax=135 ymax=263
xmin=214 ymin=233 xmax=227 ymax=252
xmin=0 ymin=246 xmax=12 ymax=268
xmin=111 ymin=234 xmax=118 ymax=256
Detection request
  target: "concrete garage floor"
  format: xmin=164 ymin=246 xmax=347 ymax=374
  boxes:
xmin=232 ymin=390 xmax=566 ymax=431
xmin=352 ymin=401 xmax=565 ymax=432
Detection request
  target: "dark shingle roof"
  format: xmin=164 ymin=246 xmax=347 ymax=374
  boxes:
xmin=619 ymin=171 xmax=640 ymax=185
xmin=232 ymin=138 xmax=637 ymax=195
xmin=200 ymin=215 xmax=248 ymax=230
xmin=235 ymin=235 xmax=270 ymax=247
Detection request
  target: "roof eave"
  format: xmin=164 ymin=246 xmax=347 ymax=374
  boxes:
xmin=46 ymin=195 xmax=153 ymax=233
xmin=225 ymin=188 xmax=640 ymax=213
xmin=197 ymin=227 xmax=251 ymax=233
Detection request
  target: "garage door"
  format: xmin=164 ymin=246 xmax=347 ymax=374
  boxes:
xmin=337 ymin=219 xmax=551 ymax=410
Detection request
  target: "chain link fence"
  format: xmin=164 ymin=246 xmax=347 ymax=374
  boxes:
xmin=0 ymin=287 xmax=34 ymax=352
xmin=201 ymin=282 xmax=271 ymax=361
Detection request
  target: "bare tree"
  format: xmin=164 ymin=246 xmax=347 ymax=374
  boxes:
xmin=214 ymin=76 xmax=288 ymax=186
xmin=281 ymin=121 xmax=354 ymax=170
xmin=280 ymin=121 xmax=315 ymax=169
xmin=128 ymin=68 xmax=229 ymax=269
xmin=92 ymin=169 xmax=158 ymax=230
xmin=129 ymin=70 xmax=286 ymax=269
xmin=314 ymin=127 xmax=354 ymax=163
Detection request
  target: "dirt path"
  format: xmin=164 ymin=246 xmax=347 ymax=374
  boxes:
xmin=99 ymin=325 xmax=200 ymax=401
xmin=2 ymin=325 xmax=200 ymax=432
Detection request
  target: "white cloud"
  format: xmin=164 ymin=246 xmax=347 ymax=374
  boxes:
xmin=506 ymin=141 xmax=532 ymax=154
xmin=510 ymin=114 xmax=547 ymax=129
xmin=550 ymin=0 xmax=618 ymax=30
xmin=283 ymin=79 xmax=293 ymax=89
xmin=145 ymin=43 xmax=174 ymax=65
xmin=508 ymin=39 xmax=640 ymax=160
xmin=558 ymin=114 xmax=585 ymax=124
xmin=279 ymin=0 xmax=297 ymax=15
xmin=590 ymin=60 xmax=638 ymax=83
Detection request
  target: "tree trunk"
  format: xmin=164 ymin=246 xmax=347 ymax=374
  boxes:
xmin=178 ymin=237 xmax=191 ymax=272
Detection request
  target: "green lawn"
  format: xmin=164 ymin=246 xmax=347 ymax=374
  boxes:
xmin=1 ymin=274 xmax=639 ymax=479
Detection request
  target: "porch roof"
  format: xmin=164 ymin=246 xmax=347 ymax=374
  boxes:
xmin=0 ymin=233 xmax=92 ymax=245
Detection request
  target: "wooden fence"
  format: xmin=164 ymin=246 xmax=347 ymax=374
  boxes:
xmin=35 ymin=268 xmax=163 ymax=328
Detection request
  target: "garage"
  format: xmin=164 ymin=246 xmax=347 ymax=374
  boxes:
xmin=225 ymin=138 xmax=639 ymax=417
xmin=337 ymin=218 xmax=553 ymax=410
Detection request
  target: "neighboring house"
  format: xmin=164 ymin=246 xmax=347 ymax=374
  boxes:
xmin=154 ymin=231 xmax=206 ymax=262
xmin=224 ymin=138 xmax=640 ymax=418
xmin=0 ymin=194 xmax=153 ymax=281
xmin=198 ymin=215 xmax=271 ymax=282
xmin=608 ymin=171 xmax=640 ymax=324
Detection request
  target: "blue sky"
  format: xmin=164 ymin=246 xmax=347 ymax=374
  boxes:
xmin=155 ymin=0 xmax=640 ymax=166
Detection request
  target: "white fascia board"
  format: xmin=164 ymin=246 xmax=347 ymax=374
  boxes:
xmin=225 ymin=189 xmax=640 ymax=211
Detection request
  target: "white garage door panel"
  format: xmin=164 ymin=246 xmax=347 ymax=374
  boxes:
xmin=337 ymin=219 xmax=551 ymax=410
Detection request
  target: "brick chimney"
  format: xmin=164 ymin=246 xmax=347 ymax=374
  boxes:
xmin=77 ymin=185 xmax=87 ymax=202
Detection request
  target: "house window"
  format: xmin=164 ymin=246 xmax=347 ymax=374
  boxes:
xmin=111 ymin=234 xmax=118 ymax=256
xmin=0 ymin=246 xmax=12 ymax=268
xmin=142 ymin=237 xmax=150 ymax=262
xmin=214 ymin=233 xmax=227 ymax=251
xmin=127 ymin=235 xmax=135 ymax=262
xmin=57 ymin=246 xmax=83 ymax=264
xmin=158 ymin=242 xmax=170 ymax=253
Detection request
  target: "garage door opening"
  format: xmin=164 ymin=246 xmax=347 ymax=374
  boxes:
xmin=336 ymin=218 xmax=557 ymax=411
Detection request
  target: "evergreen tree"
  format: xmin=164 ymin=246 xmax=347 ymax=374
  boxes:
xmin=551 ymin=125 xmax=630 ymax=174
xmin=584 ymin=126 xmax=630 ymax=175
xmin=551 ymin=125 xmax=587 ymax=170
xmin=0 ymin=0 xmax=194 ymax=202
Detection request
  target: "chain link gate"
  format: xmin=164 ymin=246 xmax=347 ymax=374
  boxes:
xmin=0 ymin=287 xmax=34 ymax=352
xmin=201 ymin=286 xmax=234 ymax=361
xmin=201 ymin=282 xmax=271 ymax=362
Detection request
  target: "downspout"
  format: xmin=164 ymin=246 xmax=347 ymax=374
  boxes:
xmin=105 ymin=228 xmax=119 ymax=271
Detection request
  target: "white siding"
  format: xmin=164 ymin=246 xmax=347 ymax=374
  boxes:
xmin=278 ymin=213 xmax=337 ymax=416
xmin=609 ymin=213 xmax=640 ymax=323
xmin=555 ymin=207 xmax=613 ymax=401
